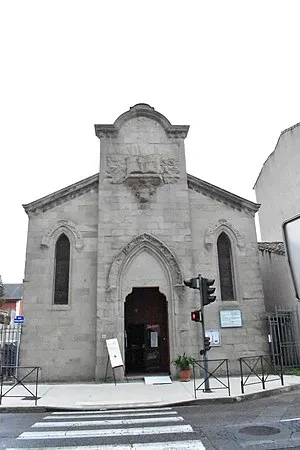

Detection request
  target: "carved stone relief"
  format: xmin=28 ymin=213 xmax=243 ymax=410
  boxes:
xmin=106 ymin=154 xmax=180 ymax=205
xmin=126 ymin=177 xmax=160 ymax=204
xmin=106 ymin=156 xmax=126 ymax=183
xmin=41 ymin=220 xmax=84 ymax=251
xmin=204 ymin=219 xmax=245 ymax=250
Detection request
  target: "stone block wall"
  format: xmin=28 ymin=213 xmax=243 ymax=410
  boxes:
xmin=188 ymin=189 xmax=268 ymax=365
xmin=20 ymin=190 xmax=98 ymax=381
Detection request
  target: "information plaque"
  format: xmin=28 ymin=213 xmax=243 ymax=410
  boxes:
xmin=220 ymin=309 xmax=242 ymax=328
xmin=205 ymin=329 xmax=221 ymax=346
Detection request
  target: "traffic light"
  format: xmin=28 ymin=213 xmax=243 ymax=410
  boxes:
xmin=184 ymin=278 xmax=199 ymax=289
xmin=191 ymin=310 xmax=201 ymax=322
xmin=200 ymin=336 xmax=211 ymax=355
xmin=204 ymin=336 xmax=211 ymax=351
xmin=202 ymin=278 xmax=216 ymax=306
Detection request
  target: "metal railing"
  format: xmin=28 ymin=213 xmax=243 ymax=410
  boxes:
xmin=192 ymin=358 xmax=230 ymax=397
xmin=239 ymin=355 xmax=284 ymax=394
xmin=0 ymin=366 xmax=40 ymax=406
xmin=0 ymin=324 xmax=22 ymax=373
xmin=267 ymin=308 xmax=300 ymax=369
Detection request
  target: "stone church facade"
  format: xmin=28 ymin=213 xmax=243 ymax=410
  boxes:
xmin=21 ymin=104 xmax=267 ymax=381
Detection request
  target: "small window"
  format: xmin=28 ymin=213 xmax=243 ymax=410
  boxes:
xmin=54 ymin=233 xmax=70 ymax=305
xmin=217 ymin=232 xmax=235 ymax=301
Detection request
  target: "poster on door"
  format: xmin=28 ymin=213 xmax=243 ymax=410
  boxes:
xmin=106 ymin=338 xmax=124 ymax=368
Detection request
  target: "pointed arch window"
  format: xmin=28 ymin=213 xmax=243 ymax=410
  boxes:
xmin=217 ymin=232 xmax=235 ymax=301
xmin=54 ymin=233 xmax=70 ymax=305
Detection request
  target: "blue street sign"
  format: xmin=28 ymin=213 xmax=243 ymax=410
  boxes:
xmin=14 ymin=315 xmax=24 ymax=324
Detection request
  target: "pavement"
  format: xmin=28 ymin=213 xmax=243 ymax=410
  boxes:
xmin=1 ymin=374 xmax=300 ymax=412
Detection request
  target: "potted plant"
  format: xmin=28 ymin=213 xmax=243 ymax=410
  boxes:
xmin=173 ymin=353 xmax=196 ymax=382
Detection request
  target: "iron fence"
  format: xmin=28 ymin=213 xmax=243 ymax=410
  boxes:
xmin=267 ymin=307 xmax=300 ymax=369
xmin=0 ymin=324 xmax=22 ymax=377
xmin=0 ymin=366 xmax=40 ymax=406
xmin=239 ymin=354 xmax=284 ymax=394
xmin=192 ymin=358 xmax=230 ymax=397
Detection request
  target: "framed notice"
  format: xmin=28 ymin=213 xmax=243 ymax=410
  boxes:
xmin=220 ymin=309 xmax=242 ymax=328
xmin=205 ymin=329 xmax=221 ymax=346
xmin=106 ymin=338 xmax=123 ymax=368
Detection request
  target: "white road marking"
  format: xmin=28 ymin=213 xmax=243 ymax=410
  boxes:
xmin=17 ymin=424 xmax=194 ymax=439
xmin=280 ymin=417 xmax=300 ymax=422
xmin=7 ymin=439 xmax=206 ymax=449
xmin=33 ymin=416 xmax=184 ymax=428
xmin=43 ymin=410 xmax=178 ymax=420
xmin=51 ymin=407 xmax=173 ymax=415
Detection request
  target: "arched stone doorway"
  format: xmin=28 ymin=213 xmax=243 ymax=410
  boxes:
xmin=105 ymin=233 xmax=184 ymax=379
xmin=125 ymin=287 xmax=169 ymax=374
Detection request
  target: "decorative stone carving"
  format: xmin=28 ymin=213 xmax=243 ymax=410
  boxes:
xmin=41 ymin=220 xmax=84 ymax=251
xmin=204 ymin=219 xmax=245 ymax=250
xmin=126 ymin=176 xmax=161 ymax=204
xmin=106 ymin=155 xmax=180 ymax=184
xmin=161 ymin=157 xmax=181 ymax=183
xmin=106 ymin=155 xmax=180 ymax=205
xmin=108 ymin=233 xmax=183 ymax=290
xmin=106 ymin=156 xmax=126 ymax=183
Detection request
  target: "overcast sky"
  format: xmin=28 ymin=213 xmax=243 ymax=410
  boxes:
xmin=1 ymin=1 xmax=300 ymax=283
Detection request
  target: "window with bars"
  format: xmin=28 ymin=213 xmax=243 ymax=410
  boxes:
xmin=217 ymin=232 xmax=235 ymax=301
xmin=54 ymin=233 xmax=70 ymax=305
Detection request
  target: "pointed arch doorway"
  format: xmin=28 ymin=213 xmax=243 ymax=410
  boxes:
xmin=124 ymin=287 xmax=170 ymax=374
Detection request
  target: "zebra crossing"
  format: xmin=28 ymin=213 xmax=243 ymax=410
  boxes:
xmin=6 ymin=407 xmax=206 ymax=449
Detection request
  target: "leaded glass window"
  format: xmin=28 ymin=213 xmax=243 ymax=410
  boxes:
xmin=217 ymin=232 xmax=235 ymax=301
xmin=54 ymin=233 xmax=70 ymax=305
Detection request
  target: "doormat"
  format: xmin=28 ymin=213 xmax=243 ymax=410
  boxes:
xmin=144 ymin=376 xmax=172 ymax=385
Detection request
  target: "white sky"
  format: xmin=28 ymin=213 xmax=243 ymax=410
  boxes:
xmin=1 ymin=0 xmax=300 ymax=283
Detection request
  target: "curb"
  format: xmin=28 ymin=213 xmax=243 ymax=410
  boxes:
xmin=168 ymin=383 xmax=300 ymax=407
xmin=1 ymin=384 xmax=299 ymax=413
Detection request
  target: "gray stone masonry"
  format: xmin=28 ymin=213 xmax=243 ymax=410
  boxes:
xmin=20 ymin=104 xmax=268 ymax=381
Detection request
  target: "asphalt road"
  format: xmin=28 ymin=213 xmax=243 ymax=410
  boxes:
xmin=1 ymin=389 xmax=300 ymax=449
xmin=180 ymin=389 xmax=300 ymax=449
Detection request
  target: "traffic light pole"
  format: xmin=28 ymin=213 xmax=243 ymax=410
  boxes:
xmin=198 ymin=274 xmax=211 ymax=393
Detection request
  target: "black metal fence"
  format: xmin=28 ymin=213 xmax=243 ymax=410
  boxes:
xmin=0 ymin=366 xmax=40 ymax=406
xmin=191 ymin=355 xmax=285 ymax=397
xmin=239 ymin=355 xmax=284 ymax=394
xmin=192 ymin=358 xmax=230 ymax=398
xmin=267 ymin=308 xmax=300 ymax=369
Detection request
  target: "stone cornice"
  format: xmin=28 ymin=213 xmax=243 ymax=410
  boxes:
xmin=23 ymin=173 xmax=99 ymax=217
xmin=187 ymin=174 xmax=260 ymax=216
xmin=23 ymin=171 xmax=260 ymax=217
xmin=95 ymin=103 xmax=189 ymax=139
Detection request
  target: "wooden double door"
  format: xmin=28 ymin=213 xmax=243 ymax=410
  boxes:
xmin=124 ymin=287 xmax=170 ymax=374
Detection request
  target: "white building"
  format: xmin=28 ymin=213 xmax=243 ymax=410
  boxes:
xmin=255 ymin=122 xmax=300 ymax=367
xmin=255 ymin=122 xmax=300 ymax=241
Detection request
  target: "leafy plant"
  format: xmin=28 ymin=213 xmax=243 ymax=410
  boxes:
xmin=284 ymin=367 xmax=300 ymax=376
xmin=172 ymin=353 xmax=196 ymax=370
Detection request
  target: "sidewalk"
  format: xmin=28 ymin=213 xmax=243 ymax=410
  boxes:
xmin=0 ymin=375 xmax=300 ymax=411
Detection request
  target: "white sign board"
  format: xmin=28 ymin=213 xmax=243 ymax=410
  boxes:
xmin=106 ymin=338 xmax=123 ymax=368
xmin=205 ymin=329 xmax=221 ymax=346
xmin=150 ymin=331 xmax=158 ymax=348
xmin=220 ymin=309 xmax=242 ymax=328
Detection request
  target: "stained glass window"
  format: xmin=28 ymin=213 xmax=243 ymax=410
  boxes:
xmin=54 ymin=233 xmax=70 ymax=305
xmin=217 ymin=232 xmax=235 ymax=301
